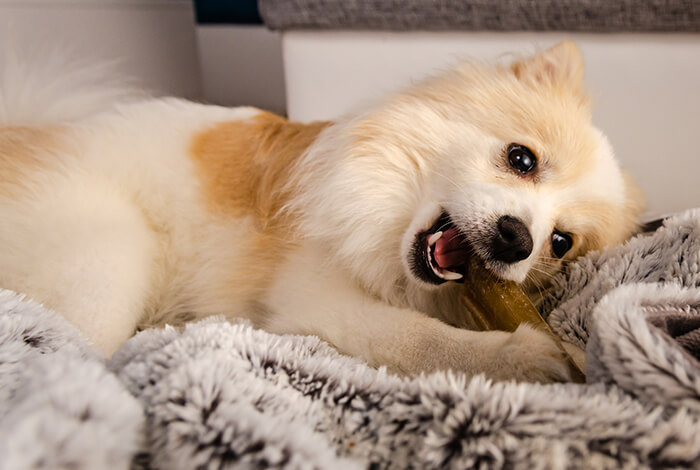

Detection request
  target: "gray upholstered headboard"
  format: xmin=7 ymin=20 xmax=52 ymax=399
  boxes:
xmin=259 ymin=0 xmax=700 ymax=32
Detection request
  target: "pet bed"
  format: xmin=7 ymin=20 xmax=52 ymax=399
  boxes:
xmin=2 ymin=210 xmax=700 ymax=469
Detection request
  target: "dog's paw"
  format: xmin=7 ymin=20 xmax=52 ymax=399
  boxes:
xmin=488 ymin=324 xmax=571 ymax=384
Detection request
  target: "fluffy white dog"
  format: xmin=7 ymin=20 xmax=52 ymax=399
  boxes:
xmin=0 ymin=41 xmax=642 ymax=382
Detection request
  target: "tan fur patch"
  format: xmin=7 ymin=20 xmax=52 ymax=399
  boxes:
xmin=564 ymin=193 xmax=644 ymax=255
xmin=189 ymin=111 xmax=330 ymax=300
xmin=0 ymin=126 xmax=68 ymax=197
xmin=190 ymin=111 xmax=330 ymax=226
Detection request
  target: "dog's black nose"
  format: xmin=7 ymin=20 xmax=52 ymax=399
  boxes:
xmin=491 ymin=216 xmax=533 ymax=263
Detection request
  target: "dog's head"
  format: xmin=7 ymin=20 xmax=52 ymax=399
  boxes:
xmin=298 ymin=41 xmax=643 ymax=300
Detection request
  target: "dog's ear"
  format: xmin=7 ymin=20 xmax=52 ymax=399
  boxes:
xmin=511 ymin=41 xmax=584 ymax=91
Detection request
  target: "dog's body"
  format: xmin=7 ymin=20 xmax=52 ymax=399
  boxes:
xmin=0 ymin=42 xmax=642 ymax=382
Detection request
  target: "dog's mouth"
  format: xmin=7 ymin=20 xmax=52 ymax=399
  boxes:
xmin=409 ymin=211 xmax=472 ymax=285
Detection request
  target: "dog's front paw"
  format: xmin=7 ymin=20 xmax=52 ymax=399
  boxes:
xmin=488 ymin=324 xmax=571 ymax=384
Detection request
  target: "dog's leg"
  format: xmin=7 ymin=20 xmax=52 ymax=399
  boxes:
xmin=0 ymin=182 xmax=157 ymax=356
xmin=262 ymin=248 xmax=571 ymax=383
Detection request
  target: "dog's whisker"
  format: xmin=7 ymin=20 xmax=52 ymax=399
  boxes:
xmin=525 ymin=272 xmax=547 ymax=300
xmin=426 ymin=167 xmax=465 ymax=192
xmin=528 ymin=266 xmax=553 ymax=278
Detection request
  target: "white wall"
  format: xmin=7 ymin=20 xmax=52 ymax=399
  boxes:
xmin=283 ymin=31 xmax=700 ymax=217
xmin=0 ymin=0 xmax=201 ymax=98
xmin=197 ymin=25 xmax=286 ymax=114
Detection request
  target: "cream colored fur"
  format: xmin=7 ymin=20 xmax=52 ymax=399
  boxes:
xmin=0 ymin=42 xmax=642 ymax=382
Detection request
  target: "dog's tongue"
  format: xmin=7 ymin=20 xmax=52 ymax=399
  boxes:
xmin=433 ymin=227 xmax=470 ymax=269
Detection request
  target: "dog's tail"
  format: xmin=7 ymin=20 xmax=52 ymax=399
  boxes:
xmin=0 ymin=37 xmax=141 ymax=126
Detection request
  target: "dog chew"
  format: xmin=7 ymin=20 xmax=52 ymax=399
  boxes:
xmin=460 ymin=258 xmax=586 ymax=383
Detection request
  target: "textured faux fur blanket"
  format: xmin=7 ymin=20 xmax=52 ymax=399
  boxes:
xmin=3 ymin=210 xmax=700 ymax=470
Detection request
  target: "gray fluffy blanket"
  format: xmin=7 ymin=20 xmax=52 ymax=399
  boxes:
xmin=3 ymin=210 xmax=700 ymax=469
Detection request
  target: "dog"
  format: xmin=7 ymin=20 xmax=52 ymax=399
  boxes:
xmin=0 ymin=41 xmax=643 ymax=382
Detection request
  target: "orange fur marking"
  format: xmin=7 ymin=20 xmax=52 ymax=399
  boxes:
xmin=190 ymin=111 xmax=330 ymax=227
xmin=0 ymin=126 xmax=67 ymax=197
xmin=188 ymin=111 xmax=331 ymax=305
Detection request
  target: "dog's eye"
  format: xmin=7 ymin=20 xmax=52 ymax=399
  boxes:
xmin=551 ymin=231 xmax=573 ymax=258
xmin=507 ymin=144 xmax=537 ymax=174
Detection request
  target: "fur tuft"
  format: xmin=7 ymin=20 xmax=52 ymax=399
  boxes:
xmin=0 ymin=37 xmax=141 ymax=126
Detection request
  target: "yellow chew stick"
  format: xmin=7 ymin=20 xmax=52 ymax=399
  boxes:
xmin=460 ymin=258 xmax=586 ymax=383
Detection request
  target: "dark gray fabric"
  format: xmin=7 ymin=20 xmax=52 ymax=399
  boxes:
xmin=647 ymin=308 xmax=700 ymax=360
xmin=258 ymin=0 xmax=700 ymax=32
xmin=541 ymin=210 xmax=700 ymax=415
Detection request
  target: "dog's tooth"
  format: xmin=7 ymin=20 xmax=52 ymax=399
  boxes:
xmin=428 ymin=231 xmax=443 ymax=246
xmin=441 ymin=270 xmax=463 ymax=281
xmin=431 ymin=266 xmax=463 ymax=281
